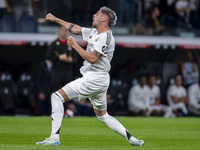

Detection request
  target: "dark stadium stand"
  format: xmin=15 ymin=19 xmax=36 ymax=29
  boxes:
xmin=2 ymin=14 xmax=17 ymax=32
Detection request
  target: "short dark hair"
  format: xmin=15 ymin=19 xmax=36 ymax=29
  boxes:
xmin=100 ymin=6 xmax=117 ymax=27
xmin=138 ymin=74 xmax=147 ymax=80
xmin=174 ymin=74 xmax=182 ymax=80
xmin=147 ymin=74 xmax=156 ymax=80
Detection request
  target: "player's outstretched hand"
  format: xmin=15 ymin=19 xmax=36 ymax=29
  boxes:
xmin=67 ymin=36 xmax=75 ymax=47
xmin=46 ymin=13 xmax=57 ymax=22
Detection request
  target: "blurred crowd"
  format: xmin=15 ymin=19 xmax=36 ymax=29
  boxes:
xmin=0 ymin=37 xmax=200 ymax=117
xmin=0 ymin=0 xmax=200 ymax=36
xmin=0 ymin=0 xmax=200 ymax=117
xmin=108 ymin=50 xmax=199 ymax=117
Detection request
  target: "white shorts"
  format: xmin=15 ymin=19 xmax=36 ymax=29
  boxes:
xmin=129 ymin=105 xmax=146 ymax=115
xmin=62 ymin=71 xmax=110 ymax=111
xmin=146 ymin=105 xmax=168 ymax=116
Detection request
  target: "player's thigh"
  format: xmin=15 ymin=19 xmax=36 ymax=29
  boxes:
xmin=61 ymin=79 xmax=83 ymax=101
xmin=57 ymin=88 xmax=70 ymax=101
xmin=89 ymin=92 xmax=107 ymax=114
xmin=147 ymin=106 xmax=160 ymax=116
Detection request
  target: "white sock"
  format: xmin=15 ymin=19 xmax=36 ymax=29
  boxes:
xmin=97 ymin=113 xmax=137 ymax=143
xmin=49 ymin=92 xmax=64 ymax=141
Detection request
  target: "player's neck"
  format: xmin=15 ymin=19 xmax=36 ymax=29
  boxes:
xmin=96 ymin=26 xmax=110 ymax=34
xmin=139 ymin=84 xmax=145 ymax=88
xmin=149 ymin=85 xmax=153 ymax=89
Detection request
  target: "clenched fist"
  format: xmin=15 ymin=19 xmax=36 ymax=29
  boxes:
xmin=67 ymin=36 xmax=76 ymax=47
xmin=46 ymin=13 xmax=57 ymax=22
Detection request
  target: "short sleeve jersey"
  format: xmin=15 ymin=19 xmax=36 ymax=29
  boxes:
xmin=147 ymin=85 xmax=160 ymax=105
xmin=128 ymin=84 xmax=150 ymax=109
xmin=167 ymin=85 xmax=187 ymax=106
xmin=188 ymin=83 xmax=200 ymax=109
xmin=80 ymin=27 xmax=115 ymax=75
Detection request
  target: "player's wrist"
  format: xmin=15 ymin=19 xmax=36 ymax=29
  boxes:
xmin=71 ymin=42 xmax=78 ymax=49
xmin=54 ymin=17 xmax=60 ymax=23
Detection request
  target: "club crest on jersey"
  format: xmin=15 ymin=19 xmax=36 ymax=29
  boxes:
xmin=95 ymin=37 xmax=100 ymax=42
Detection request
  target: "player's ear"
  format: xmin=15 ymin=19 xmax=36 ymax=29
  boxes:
xmin=102 ymin=16 xmax=107 ymax=22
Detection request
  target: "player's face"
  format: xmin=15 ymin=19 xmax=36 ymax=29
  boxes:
xmin=139 ymin=77 xmax=147 ymax=86
xmin=149 ymin=76 xmax=156 ymax=86
xmin=175 ymin=75 xmax=182 ymax=86
xmin=59 ymin=27 xmax=68 ymax=39
xmin=92 ymin=11 xmax=103 ymax=28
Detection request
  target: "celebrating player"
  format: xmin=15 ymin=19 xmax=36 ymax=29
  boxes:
xmin=36 ymin=6 xmax=144 ymax=146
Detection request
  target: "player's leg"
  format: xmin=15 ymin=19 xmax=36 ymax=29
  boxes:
xmin=49 ymin=89 xmax=68 ymax=139
xmin=174 ymin=102 xmax=188 ymax=115
xmin=92 ymin=94 xmax=144 ymax=146
xmin=36 ymin=89 xmax=69 ymax=145
xmin=94 ymin=108 xmax=144 ymax=146
xmin=149 ymin=106 xmax=161 ymax=117
xmin=47 ymin=77 xmax=88 ymax=144
xmin=159 ymin=105 xmax=175 ymax=117
xmin=36 ymin=81 xmax=79 ymax=145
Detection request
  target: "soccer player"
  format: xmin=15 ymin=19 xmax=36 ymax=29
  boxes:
xmin=147 ymin=75 xmax=174 ymax=117
xmin=36 ymin=6 xmax=144 ymax=146
xmin=187 ymin=81 xmax=200 ymax=116
xmin=128 ymin=75 xmax=149 ymax=116
xmin=167 ymin=74 xmax=188 ymax=116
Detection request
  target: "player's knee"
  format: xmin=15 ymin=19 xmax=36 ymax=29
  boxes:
xmin=97 ymin=113 xmax=109 ymax=123
xmin=51 ymin=93 xmax=57 ymax=101
xmin=51 ymin=93 xmax=55 ymax=99
xmin=51 ymin=92 xmax=64 ymax=103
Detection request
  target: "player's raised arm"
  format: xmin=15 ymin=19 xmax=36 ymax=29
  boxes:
xmin=46 ymin=13 xmax=82 ymax=36
xmin=67 ymin=36 xmax=100 ymax=64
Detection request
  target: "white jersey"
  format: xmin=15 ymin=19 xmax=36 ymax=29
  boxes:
xmin=147 ymin=85 xmax=160 ymax=105
xmin=176 ymin=0 xmax=189 ymax=17
xmin=188 ymin=83 xmax=200 ymax=114
xmin=80 ymin=27 xmax=115 ymax=75
xmin=167 ymin=84 xmax=187 ymax=107
xmin=128 ymin=84 xmax=150 ymax=112
xmin=147 ymin=85 xmax=175 ymax=117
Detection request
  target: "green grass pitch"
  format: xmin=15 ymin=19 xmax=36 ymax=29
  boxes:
xmin=0 ymin=116 xmax=199 ymax=150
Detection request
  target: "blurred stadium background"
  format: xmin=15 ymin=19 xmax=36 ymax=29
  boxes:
xmin=0 ymin=0 xmax=200 ymax=116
